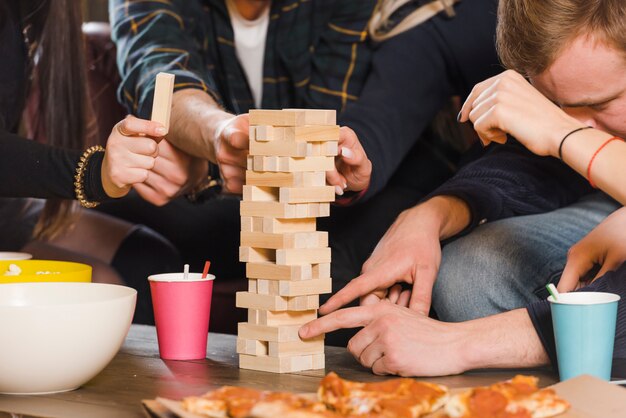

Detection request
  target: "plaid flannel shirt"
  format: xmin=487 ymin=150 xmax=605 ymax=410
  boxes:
xmin=110 ymin=0 xmax=378 ymax=117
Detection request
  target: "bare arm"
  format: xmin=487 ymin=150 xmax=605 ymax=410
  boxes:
xmin=301 ymin=303 xmax=548 ymax=376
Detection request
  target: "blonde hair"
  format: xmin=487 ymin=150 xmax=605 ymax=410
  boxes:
xmin=497 ymin=0 xmax=626 ymax=76
xmin=368 ymin=0 xmax=460 ymax=42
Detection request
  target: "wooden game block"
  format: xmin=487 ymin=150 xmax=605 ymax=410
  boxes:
xmin=241 ymin=216 xmax=264 ymax=232
xmin=276 ymin=248 xmax=331 ymax=265
xmin=249 ymin=126 xmax=257 ymax=141
xmin=312 ymin=353 xmax=325 ymax=369
xmin=236 ymin=292 xmax=288 ymax=311
xmin=256 ymin=309 xmax=317 ymax=326
xmin=242 ymin=185 xmax=279 ymax=202
xmin=268 ymin=338 xmax=324 ymax=357
xmin=279 ymin=186 xmax=335 ymax=203
xmin=236 ymin=292 xmax=319 ymax=311
xmin=253 ymin=155 xmax=280 ymax=171
xmin=240 ymin=201 xmax=324 ymax=218
xmin=283 ymin=125 xmax=340 ymax=142
xmin=247 ymin=156 xmax=254 ymax=170
xmin=262 ymin=218 xmax=316 ymax=233
xmin=240 ymin=231 xmax=328 ymax=249
xmin=249 ymin=109 xmax=336 ymax=127
xmin=248 ymin=279 xmax=257 ymax=293
xmin=246 ymin=262 xmax=313 ymax=281
xmin=278 ymin=277 xmax=332 ymax=296
xmin=312 ymin=263 xmax=331 ymax=279
xmin=238 ymin=322 xmax=301 ymax=342
xmin=323 ymin=141 xmax=339 ymax=156
xmin=248 ymin=309 xmax=259 ymax=324
xmin=257 ymin=279 xmax=280 ymax=295
xmin=239 ymin=353 xmax=316 ymax=373
xmin=255 ymin=125 xmax=273 ymax=141
xmin=150 ymin=72 xmax=175 ymax=132
xmin=289 ymin=295 xmax=319 ymax=310
xmin=236 ymin=338 xmax=268 ymax=356
xmin=249 ymin=139 xmax=309 ymax=157
xmin=239 ymin=247 xmax=275 ymax=263
xmin=279 ymin=157 xmax=335 ymax=172
xmin=282 ymin=109 xmax=337 ymax=125
xmin=246 ymin=171 xmax=325 ymax=187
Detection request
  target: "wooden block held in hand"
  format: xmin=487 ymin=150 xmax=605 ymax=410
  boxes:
xmin=278 ymin=156 xmax=335 ymax=172
xmin=276 ymin=248 xmax=332 ymax=265
xmin=150 ymin=72 xmax=175 ymax=132
xmin=236 ymin=338 xmax=268 ymax=356
xmin=282 ymin=109 xmax=337 ymax=125
xmin=279 ymin=186 xmax=335 ymax=203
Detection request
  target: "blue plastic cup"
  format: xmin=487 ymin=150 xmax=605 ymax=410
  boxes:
xmin=549 ymin=292 xmax=620 ymax=381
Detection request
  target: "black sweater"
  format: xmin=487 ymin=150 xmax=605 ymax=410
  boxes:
xmin=0 ymin=2 xmax=107 ymax=201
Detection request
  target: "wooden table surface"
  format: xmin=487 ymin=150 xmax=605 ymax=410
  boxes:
xmin=0 ymin=325 xmax=558 ymax=418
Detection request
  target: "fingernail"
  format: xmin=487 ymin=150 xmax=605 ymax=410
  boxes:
xmin=156 ymin=127 xmax=167 ymax=136
xmin=343 ymin=183 xmax=347 ymax=190
xmin=335 ymin=186 xmax=344 ymax=196
xmin=456 ymin=111 xmax=462 ymax=122
xmin=341 ymin=147 xmax=354 ymax=159
xmin=299 ymin=324 xmax=309 ymax=336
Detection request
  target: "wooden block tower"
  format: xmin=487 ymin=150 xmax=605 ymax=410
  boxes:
xmin=236 ymin=109 xmax=339 ymax=373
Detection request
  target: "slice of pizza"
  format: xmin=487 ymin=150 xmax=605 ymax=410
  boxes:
xmin=445 ymin=375 xmax=570 ymax=418
xmin=318 ymin=372 xmax=449 ymax=417
xmin=182 ymin=386 xmax=332 ymax=418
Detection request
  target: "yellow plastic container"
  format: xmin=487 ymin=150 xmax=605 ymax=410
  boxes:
xmin=0 ymin=260 xmax=92 ymax=284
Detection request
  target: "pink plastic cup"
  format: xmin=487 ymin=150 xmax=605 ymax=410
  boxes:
xmin=148 ymin=272 xmax=215 ymax=360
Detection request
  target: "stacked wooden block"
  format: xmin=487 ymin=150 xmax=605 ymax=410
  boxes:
xmin=236 ymin=109 xmax=339 ymax=373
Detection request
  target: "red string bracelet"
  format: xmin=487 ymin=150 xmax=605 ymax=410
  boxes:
xmin=587 ymin=136 xmax=623 ymax=189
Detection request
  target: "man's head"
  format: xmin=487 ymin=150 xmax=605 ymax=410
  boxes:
xmin=497 ymin=0 xmax=626 ymax=137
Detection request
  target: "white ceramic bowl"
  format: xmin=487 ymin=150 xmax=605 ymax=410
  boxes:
xmin=0 ymin=282 xmax=136 ymax=394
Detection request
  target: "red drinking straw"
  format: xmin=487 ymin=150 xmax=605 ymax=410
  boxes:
xmin=201 ymin=260 xmax=211 ymax=278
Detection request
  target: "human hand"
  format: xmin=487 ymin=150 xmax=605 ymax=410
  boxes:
xmin=559 ymin=206 xmax=626 ymax=292
xmin=300 ymin=301 xmax=467 ymax=376
xmin=326 ymin=127 xmax=372 ymax=195
xmin=212 ymin=114 xmax=249 ymax=193
xmin=101 ymin=116 xmax=165 ymax=199
xmin=458 ymin=70 xmax=582 ymax=157
xmin=134 ymin=140 xmax=208 ymax=206
xmin=320 ymin=203 xmax=443 ymax=317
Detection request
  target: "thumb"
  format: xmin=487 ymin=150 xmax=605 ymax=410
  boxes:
xmin=409 ymin=264 xmax=438 ymax=315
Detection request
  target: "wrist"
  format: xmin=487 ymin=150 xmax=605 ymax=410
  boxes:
xmin=550 ymin=116 xmax=587 ymax=158
xmin=415 ymin=196 xmax=471 ymax=240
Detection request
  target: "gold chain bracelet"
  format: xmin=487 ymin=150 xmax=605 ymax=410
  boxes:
xmin=74 ymin=145 xmax=105 ymax=208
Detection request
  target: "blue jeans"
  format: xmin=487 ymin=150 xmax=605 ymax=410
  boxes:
xmin=432 ymin=192 xmax=620 ymax=322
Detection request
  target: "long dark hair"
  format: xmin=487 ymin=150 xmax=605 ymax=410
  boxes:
xmin=19 ymin=0 xmax=93 ymax=240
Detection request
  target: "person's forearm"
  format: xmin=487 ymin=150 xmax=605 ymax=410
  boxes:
xmin=554 ymin=127 xmax=626 ymax=205
xmin=412 ymin=195 xmax=472 ymax=240
xmin=458 ymin=309 xmax=549 ymax=370
xmin=169 ymin=89 xmax=233 ymax=162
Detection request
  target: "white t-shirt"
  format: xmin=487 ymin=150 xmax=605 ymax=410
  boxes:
xmin=226 ymin=0 xmax=270 ymax=108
